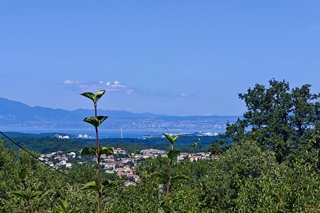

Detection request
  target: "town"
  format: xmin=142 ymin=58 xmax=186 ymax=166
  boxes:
xmin=38 ymin=147 xmax=214 ymax=187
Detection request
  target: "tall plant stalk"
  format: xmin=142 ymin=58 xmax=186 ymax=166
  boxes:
xmin=165 ymin=155 xmax=173 ymax=206
xmin=153 ymin=133 xmax=188 ymax=212
xmin=95 ymin=129 xmax=102 ymax=212
xmin=93 ymin=100 xmax=102 ymax=212
xmin=80 ymin=90 xmax=112 ymax=213
xmin=11 ymin=168 xmax=41 ymax=213
xmin=163 ymin=133 xmax=179 ymax=206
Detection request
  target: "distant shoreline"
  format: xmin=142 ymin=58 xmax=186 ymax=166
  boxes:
xmin=0 ymin=128 xmax=224 ymax=139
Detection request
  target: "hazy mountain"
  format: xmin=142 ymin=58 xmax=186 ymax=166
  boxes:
xmin=0 ymin=97 xmax=239 ymax=130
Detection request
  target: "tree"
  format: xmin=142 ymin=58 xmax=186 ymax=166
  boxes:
xmin=201 ymin=139 xmax=276 ymax=211
xmin=215 ymin=79 xmax=320 ymax=163
xmin=235 ymin=158 xmax=320 ymax=212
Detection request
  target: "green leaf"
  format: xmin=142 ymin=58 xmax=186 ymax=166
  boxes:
xmin=168 ymin=150 xmax=181 ymax=160
xmin=95 ymin=90 xmax=106 ymax=99
xmin=80 ymin=147 xmax=96 ymax=156
xmin=81 ymin=181 xmax=103 ymax=191
xmin=18 ymin=168 xmax=26 ymax=180
xmin=163 ymin=133 xmax=181 ymax=145
xmin=11 ymin=191 xmax=42 ymax=201
xmin=80 ymin=90 xmax=106 ymax=103
xmin=99 ymin=147 xmax=114 ymax=155
xmin=29 ymin=191 xmax=42 ymax=199
xmin=162 ymin=205 xmax=175 ymax=212
xmin=171 ymin=174 xmax=189 ymax=182
xmin=81 ymin=146 xmax=114 ymax=156
xmin=49 ymin=199 xmax=82 ymax=213
xmin=11 ymin=191 xmax=28 ymax=201
xmin=83 ymin=116 xmax=108 ymax=128
xmin=59 ymin=199 xmax=67 ymax=211
xmin=152 ymin=172 xmax=169 ymax=182
xmin=80 ymin=92 xmax=95 ymax=102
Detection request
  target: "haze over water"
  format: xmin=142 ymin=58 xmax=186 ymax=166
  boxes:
xmin=1 ymin=128 xmax=225 ymax=138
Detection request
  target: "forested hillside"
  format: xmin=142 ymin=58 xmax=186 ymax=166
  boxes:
xmin=1 ymin=79 xmax=320 ymax=212
xmin=0 ymin=135 xmax=216 ymax=154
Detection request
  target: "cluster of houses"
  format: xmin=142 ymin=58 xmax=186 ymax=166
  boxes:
xmin=38 ymin=151 xmax=75 ymax=169
xmin=38 ymin=147 xmax=213 ymax=186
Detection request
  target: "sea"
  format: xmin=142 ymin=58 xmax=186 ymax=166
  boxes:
xmin=0 ymin=128 xmax=223 ymax=138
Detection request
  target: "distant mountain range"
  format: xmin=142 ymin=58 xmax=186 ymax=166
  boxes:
xmin=0 ymin=97 xmax=240 ymax=131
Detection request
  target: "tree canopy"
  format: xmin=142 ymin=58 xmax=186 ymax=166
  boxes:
xmin=217 ymin=79 xmax=320 ymax=163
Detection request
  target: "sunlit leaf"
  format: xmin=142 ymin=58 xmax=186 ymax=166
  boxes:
xmin=163 ymin=133 xmax=181 ymax=145
xmin=81 ymin=181 xmax=103 ymax=191
xmin=80 ymin=90 xmax=106 ymax=103
xmin=11 ymin=191 xmax=42 ymax=201
xmin=83 ymin=116 xmax=108 ymax=128
xmin=95 ymin=90 xmax=106 ymax=102
xmin=80 ymin=92 xmax=95 ymax=102
xmin=100 ymin=147 xmax=114 ymax=155
xmin=59 ymin=199 xmax=67 ymax=211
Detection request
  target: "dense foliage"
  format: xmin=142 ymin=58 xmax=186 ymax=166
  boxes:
xmin=0 ymin=135 xmax=215 ymax=154
xmin=1 ymin=79 xmax=320 ymax=212
xmin=2 ymin=138 xmax=320 ymax=212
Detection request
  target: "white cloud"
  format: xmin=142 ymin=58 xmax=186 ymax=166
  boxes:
xmin=111 ymin=80 xmax=124 ymax=88
xmin=63 ymin=79 xmax=133 ymax=94
xmin=64 ymin=80 xmax=82 ymax=84
xmin=63 ymin=80 xmax=194 ymax=100
xmin=63 ymin=80 xmax=73 ymax=84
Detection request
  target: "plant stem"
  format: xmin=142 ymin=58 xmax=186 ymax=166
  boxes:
xmin=97 ymin=149 xmax=102 ymax=213
xmin=94 ymin=103 xmax=102 ymax=213
xmin=28 ymin=200 xmax=34 ymax=213
xmin=165 ymin=158 xmax=173 ymax=206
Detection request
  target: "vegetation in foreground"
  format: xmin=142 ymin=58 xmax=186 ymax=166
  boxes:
xmin=1 ymin=79 xmax=320 ymax=212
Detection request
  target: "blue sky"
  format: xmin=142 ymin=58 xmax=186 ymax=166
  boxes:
xmin=1 ymin=1 xmax=319 ymax=116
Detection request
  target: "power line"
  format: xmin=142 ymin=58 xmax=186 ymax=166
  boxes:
xmin=0 ymin=131 xmax=86 ymax=184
